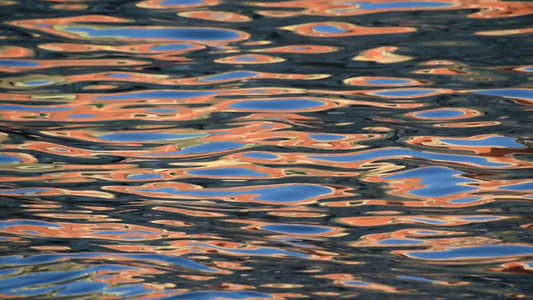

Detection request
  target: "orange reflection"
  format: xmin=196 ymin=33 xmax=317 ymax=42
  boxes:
xmin=0 ymin=46 xmax=33 ymax=58
xmin=354 ymin=46 xmax=412 ymax=63
xmin=179 ymin=11 xmax=251 ymax=22
xmin=137 ymin=0 xmax=219 ymax=9
xmin=281 ymin=22 xmax=415 ymax=37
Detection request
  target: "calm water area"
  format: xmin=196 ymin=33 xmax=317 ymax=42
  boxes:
xmin=0 ymin=0 xmax=532 ymax=298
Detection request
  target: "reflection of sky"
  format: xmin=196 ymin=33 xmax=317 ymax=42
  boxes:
xmin=260 ymin=224 xmax=332 ymax=234
xmin=230 ymin=99 xmax=325 ymax=111
xmin=25 ymin=80 xmax=51 ymax=85
xmin=312 ymin=25 xmax=348 ymax=34
xmin=0 ymin=105 xmax=71 ymax=112
xmin=407 ymin=245 xmax=533 ymax=259
xmin=127 ymin=174 xmax=163 ymax=180
xmin=169 ymin=291 xmax=273 ymax=300
xmin=309 ymin=148 xmax=509 ymax=167
xmin=199 ymin=71 xmax=258 ymax=82
xmin=149 ymin=44 xmax=194 ymax=51
xmin=366 ymin=78 xmax=413 ymax=85
xmin=397 ymin=275 xmax=437 ymax=283
xmin=309 ymin=134 xmax=344 ymax=141
xmin=160 ymin=0 xmax=204 ymax=5
xmin=137 ymin=184 xmax=332 ymax=203
xmin=65 ymin=26 xmax=242 ymax=41
xmin=188 ymin=167 xmax=268 ymax=177
xmin=0 ymin=59 xmax=40 ymax=67
xmin=473 ymin=89 xmax=532 ymax=100
xmin=499 ymin=182 xmax=533 ymax=191
xmin=384 ymin=167 xmax=477 ymax=197
xmin=415 ymin=109 xmax=465 ymax=118
xmin=377 ymin=238 xmax=424 ymax=245
xmin=242 ymin=152 xmax=279 ymax=159
xmin=372 ymin=89 xmax=436 ymax=97
xmin=349 ymin=1 xmax=451 ymax=10
xmin=0 ymin=154 xmax=22 ymax=164
xmin=96 ymin=90 xmax=216 ymax=100
xmin=0 ymin=220 xmax=62 ymax=229
xmin=0 ymin=252 xmax=217 ymax=272
xmin=439 ymin=136 xmax=525 ymax=148
xmin=98 ymin=132 xmax=204 ymax=142
xmin=0 ymin=189 xmax=49 ymax=194
xmin=0 ymin=265 xmax=134 ymax=296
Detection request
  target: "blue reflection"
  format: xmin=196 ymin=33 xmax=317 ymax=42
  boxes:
xmin=242 ymin=152 xmax=278 ymax=159
xmin=372 ymin=89 xmax=436 ymax=97
xmin=345 ymin=281 xmax=370 ymax=286
xmin=188 ymin=167 xmax=268 ymax=177
xmin=397 ymin=275 xmax=436 ymax=283
xmin=407 ymin=245 xmax=533 ymax=259
xmin=199 ymin=71 xmax=258 ymax=82
xmin=440 ymin=136 xmax=525 ymax=148
xmin=0 ymin=154 xmax=21 ymax=164
xmin=0 ymin=253 xmax=217 ymax=272
xmin=376 ymin=239 xmax=424 ymax=245
xmin=149 ymin=44 xmax=194 ymax=51
xmin=93 ymin=230 xmax=159 ymax=235
xmin=0 ymin=60 xmax=40 ymax=67
xmin=473 ymin=89 xmax=533 ymax=100
xmin=312 ymin=25 xmax=348 ymax=34
xmin=160 ymin=0 xmax=204 ymax=5
xmin=230 ymin=99 xmax=325 ymax=111
xmin=98 ymin=132 xmax=204 ymax=142
xmin=260 ymin=224 xmax=332 ymax=235
xmin=415 ymin=230 xmax=439 ymax=234
xmin=65 ymin=26 xmax=242 ymax=41
xmin=448 ymin=197 xmax=481 ymax=204
xmin=414 ymin=109 xmax=465 ymax=118
xmin=68 ymin=114 xmax=96 ymax=118
xmin=354 ymin=1 xmax=451 ymax=10
xmin=0 ymin=220 xmax=62 ymax=229
xmin=107 ymin=73 xmax=132 ymax=78
xmin=147 ymin=109 xmax=178 ymax=113
xmin=308 ymin=148 xmax=509 ymax=167
xmin=0 ymin=189 xmax=49 ymax=194
xmin=96 ymin=90 xmax=216 ymax=100
xmin=366 ymin=79 xmax=413 ymax=85
xmin=309 ymin=134 xmax=344 ymax=141
xmin=384 ymin=167 xmax=477 ymax=197
xmin=164 ymin=290 xmax=273 ymax=300
xmin=235 ymin=56 xmax=257 ymax=61
xmin=25 ymin=80 xmax=51 ymax=85
xmin=0 ymin=266 xmax=130 ymax=296
xmin=137 ymin=184 xmax=332 ymax=203
xmin=458 ymin=216 xmax=500 ymax=221
xmin=0 ymin=105 xmax=71 ymax=112
xmin=127 ymin=174 xmax=163 ymax=180
xmin=499 ymin=182 xmax=533 ymax=191
xmin=410 ymin=218 xmax=447 ymax=225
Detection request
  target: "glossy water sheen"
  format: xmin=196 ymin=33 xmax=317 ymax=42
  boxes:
xmin=0 ymin=0 xmax=531 ymax=299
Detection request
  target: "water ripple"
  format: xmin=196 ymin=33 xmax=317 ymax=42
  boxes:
xmin=0 ymin=0 xmax=531 ymax=298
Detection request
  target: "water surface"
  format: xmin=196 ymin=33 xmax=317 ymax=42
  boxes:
xmin=0 ymin=0 xmax=531 ymax=299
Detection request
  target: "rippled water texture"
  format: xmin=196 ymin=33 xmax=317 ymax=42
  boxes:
xmin=0 ymin=0 xmax=532 ymax=299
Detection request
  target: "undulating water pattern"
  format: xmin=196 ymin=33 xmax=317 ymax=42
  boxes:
xmin=0 ymin=0 xmax=532 ymax=299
